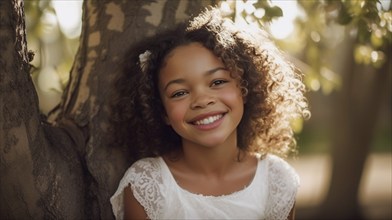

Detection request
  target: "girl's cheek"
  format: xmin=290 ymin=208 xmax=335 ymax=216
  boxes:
xmin=165 ymin=102 xmax=186 ymax=122
xmin=220 ymin=86 xmax=244 ymax=103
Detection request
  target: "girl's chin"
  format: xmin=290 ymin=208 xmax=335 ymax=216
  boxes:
xmin=184 ymin=137 xmax=231 ymax=149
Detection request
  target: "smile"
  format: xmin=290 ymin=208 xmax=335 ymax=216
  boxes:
xmin=193 ymin=114 xmax=223 ymax=125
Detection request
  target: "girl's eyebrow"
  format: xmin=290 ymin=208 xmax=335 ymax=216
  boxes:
xmin=163 ymin=67 xmax=228 ymax=91
xmin=205 ymin=67 xmax=228 ymax=75
xmin=164 ymin=78 xmax=186 ymax=91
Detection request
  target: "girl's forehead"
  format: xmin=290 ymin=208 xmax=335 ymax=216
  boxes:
xmin=161 ymin=43 xmax=222 ymax=72
xmin=159 ymin=42 xmax=197 ymax=69
xmin=156 ymin=43 xmax=243 ymax=94
xmin=166 ymin=42 xmax=205 ymax=58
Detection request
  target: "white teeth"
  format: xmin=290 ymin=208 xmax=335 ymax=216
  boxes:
xmin=194 ymin=114 xmax=223 ymax=125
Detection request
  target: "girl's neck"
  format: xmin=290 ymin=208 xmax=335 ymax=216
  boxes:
xmin=163 ymin=144 xmax=257 ymax=197
xmin=177 ymin=137 xmax=245 ymax=177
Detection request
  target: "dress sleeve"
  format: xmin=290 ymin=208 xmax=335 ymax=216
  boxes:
xmin=110 ymin=158 xmax=165 ymax=220
xmin=264 ymin=155 xmax=300 ymax=220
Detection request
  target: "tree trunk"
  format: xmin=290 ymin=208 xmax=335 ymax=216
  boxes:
xmin=1 ymin=0 xmax=212 ymax=219
xmin=1 ymin=0 xmax=85 ymax=219
xmin=317 ymin=33 xmax=391 ymax=219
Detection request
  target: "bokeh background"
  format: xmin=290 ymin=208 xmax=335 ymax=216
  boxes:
xmin=25 ymin=0 xmax=391 ymax=219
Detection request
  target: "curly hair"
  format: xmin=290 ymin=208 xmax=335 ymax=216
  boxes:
xmin=110 ymin=7 xmax=309 ymax=160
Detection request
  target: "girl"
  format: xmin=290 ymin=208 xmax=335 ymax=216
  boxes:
xmin=110 ymin=7 xmax=309 ymax=220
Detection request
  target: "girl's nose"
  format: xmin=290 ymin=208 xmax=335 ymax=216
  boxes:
xmin=190 ymin=93 xmax=216 ymax=109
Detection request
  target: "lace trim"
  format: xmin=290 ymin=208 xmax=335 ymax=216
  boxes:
xmin=160 ymin=156 xmax=261 ymax=199
xmin=110 ymin=168 xmax=132 ymax=220
xmin=129 ymin=158 xmax=165 ymax=219
xmin=265 ymin=155 xmax=300 ymax=220
xmin=110 ymin=158 xmax=164 ymax=220
xmin=111 ymin=155 xmax=298 ymax=220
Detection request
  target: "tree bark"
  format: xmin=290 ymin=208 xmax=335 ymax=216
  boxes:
xmin=1 ymin=0 xmax=85 ymax=219
xmin=1 ymin=0 xmax=212 ymax=219
xmin=317 ymin=33 xmax=391 ymax=219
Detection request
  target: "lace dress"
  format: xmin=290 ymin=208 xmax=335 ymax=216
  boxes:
xmin=110 ymin=154 xmax=299 ymax=220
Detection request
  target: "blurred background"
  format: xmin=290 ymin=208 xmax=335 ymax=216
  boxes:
xmin=25 ymin=0 xmax=391 ymax=219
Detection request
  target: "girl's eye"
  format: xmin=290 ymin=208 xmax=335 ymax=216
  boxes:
xmin=171 ymin=91 xmax=188 ymax=98
xmin=211 ymin=79 xmax=228 ymax=87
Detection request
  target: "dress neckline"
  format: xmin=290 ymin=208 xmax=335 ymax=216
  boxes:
xmin=158 ymin=155 xmax=264 ymax=199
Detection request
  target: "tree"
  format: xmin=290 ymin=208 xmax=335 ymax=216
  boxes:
xmin=0 ymin=0 xmax=210 ymax=218
xmin=1 ymin=0 xmax=390 ymax=219
xmin=295 ymin=1 xmax=391 ymax=219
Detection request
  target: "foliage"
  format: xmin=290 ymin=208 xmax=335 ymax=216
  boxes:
xmin=300 ymin=0 xmax=391 ymax=67
xmin=220 ymin=0 xmax=283 ymax=24
xmin=221 ymin=0 xmax=391 ymax=93
xmin=218 ymin=0 xmax=390 ymax=137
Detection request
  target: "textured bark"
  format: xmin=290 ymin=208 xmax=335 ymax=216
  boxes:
xmin=0 ymin=0 xmax=85 ymax=219
xmin=1 ymin=0 xmax=212 ymax=219
xmin=54 ymin=1 xmax=210 ymax=218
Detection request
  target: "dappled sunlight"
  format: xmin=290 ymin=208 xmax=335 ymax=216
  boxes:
xmin=52 ymin=0 xmax=82 ymax=39
xmin=269 ymin=0 xmax=303 ymax=39
xmin=24 ymin=1 xmax=391 ymax=218
xmin=26 ymin=0 xmax=81 ymax=114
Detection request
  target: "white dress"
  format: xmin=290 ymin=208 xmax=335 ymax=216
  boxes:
xmin=110 ymin=154 xmax=299 ymax=220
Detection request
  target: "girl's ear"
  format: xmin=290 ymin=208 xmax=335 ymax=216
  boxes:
xmin=241 ymin=88 xmax=248 ymax=104
xmin=240 ymin=80 xmax=248 ymax=104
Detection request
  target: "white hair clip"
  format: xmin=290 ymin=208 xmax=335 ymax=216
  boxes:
xmin=139 ymin=50 xmax=151 ymax=72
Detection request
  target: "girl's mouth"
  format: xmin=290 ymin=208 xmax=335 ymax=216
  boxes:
xmin=193 ymin=114 xmax=224 ymax=125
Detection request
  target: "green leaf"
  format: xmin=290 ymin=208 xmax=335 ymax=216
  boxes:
xmin=357 ymin=19 xmax=371 ymax=43
xmin=267 ymin=6 xmax=283 ymax=18
xmin=262 ymin=6 xmax=283 ymax=22
xmin=337 ymin=3 xmax=353 ymax=25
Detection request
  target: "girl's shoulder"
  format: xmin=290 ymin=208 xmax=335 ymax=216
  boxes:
xmin=262 ymin=154 xmax=299 ymax=219
xmin=123 ymin=157 xmax=166 ymax=186
xmin=264 ymin=154 xmax=299 ymax=182
xmin=129 ymin=157 xmax=163 ymax=172
xmin=110 ymin=157 xmax=165 ymax=220
xmin=262 ymin=154 xmax=300 ymax=191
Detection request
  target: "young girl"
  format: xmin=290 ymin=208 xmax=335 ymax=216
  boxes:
xmin=110 ymin=7 xmax=309 ymax=220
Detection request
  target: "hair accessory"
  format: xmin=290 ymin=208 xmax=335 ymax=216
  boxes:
xmin=139 ymin=50 xmax=151 ymax=72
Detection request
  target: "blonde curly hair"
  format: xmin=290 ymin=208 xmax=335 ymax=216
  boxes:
xmin=110 ymin=7 xmax=309 ymax=160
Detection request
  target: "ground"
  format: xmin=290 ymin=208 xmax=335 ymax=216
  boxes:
xmin=290 ymin=153 xmax=392 ymax=220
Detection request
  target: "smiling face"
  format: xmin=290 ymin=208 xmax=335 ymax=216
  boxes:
xmin=158 ymin=42 xmax=244 ymax=149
